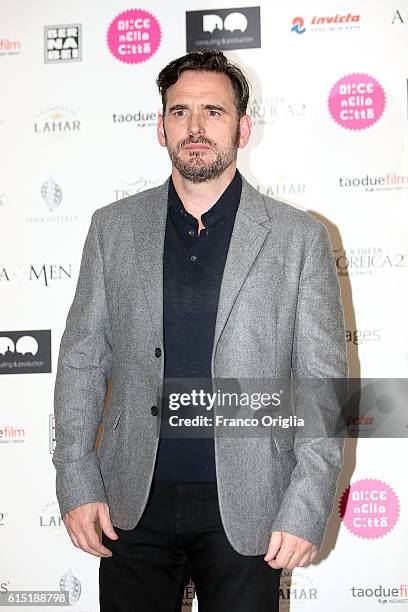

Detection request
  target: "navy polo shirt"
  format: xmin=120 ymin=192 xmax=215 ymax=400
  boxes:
xmin=153 ymin=168 xmax=242 ymax=482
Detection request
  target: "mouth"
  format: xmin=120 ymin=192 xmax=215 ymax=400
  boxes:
xmin=183 ymin=144 xmax=211 ymax=151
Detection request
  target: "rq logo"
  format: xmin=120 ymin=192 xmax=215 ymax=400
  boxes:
xmin=291 ymin=16 xmax=306 ymax=34
xmin=203 ymin=12 xmax=248 ymax=34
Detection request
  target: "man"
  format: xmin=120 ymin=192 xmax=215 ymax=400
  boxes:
xmin=53 ymin=51 xmax=348 ymax=611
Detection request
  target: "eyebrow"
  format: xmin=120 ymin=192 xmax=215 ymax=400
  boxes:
xmin=167 ymin=103 xmax=227 ymax=113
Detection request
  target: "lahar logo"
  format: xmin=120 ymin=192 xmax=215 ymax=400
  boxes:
xmin=186 ymin=6 xmax=261 ymax=52
xmin=328 ymin=73 xmax=386 ymax=130
xmin=107 ymin=9 xmax=161 ymax=64
xmin=339 ymin=478 xmax=400 ymax=539
xmin=34 ymin=107 xmax=80 ymax=137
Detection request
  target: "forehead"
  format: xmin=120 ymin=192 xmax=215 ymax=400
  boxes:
xmin=166 ymin=70 xmax=235 ymax=106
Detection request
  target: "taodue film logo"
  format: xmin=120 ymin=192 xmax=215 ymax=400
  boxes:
xmin=0 ymin=425 xmax=26 ymax=444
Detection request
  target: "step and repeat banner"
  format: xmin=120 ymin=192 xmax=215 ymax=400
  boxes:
xmin=1 ymin=1 xmax=408 ymax=610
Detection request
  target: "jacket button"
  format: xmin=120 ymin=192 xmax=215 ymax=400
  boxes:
xmin=151 ymin=405 xmax=158 ymax=416
xmin=154 ymin=347 xmax=162 ymax=358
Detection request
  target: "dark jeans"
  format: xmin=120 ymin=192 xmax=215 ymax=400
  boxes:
xmin=99 ymin=479 xmax=282 ymax=611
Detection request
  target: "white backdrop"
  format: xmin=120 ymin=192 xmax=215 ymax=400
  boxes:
xmin=1 ymin=1 xmax=408 ymax=610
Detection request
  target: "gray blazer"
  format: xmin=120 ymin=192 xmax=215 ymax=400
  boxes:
xmin=52 ymin=173 xmax=348 ymax=554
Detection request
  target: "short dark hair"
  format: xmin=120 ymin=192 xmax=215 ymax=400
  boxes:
xmin=156 ymin=50 xmax=250 ymax=119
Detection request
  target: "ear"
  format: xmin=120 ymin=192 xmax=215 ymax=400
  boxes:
xmin=157 ymin=111 xmax=166 ymax=147
xmin=238 ymin=114 xmax=252 ymax=149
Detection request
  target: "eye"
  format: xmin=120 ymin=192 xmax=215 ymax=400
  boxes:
xmin=207 ymin=109 xmax=221 ymax=116
xmin=173 ymin=109 xmax=187 ymax=117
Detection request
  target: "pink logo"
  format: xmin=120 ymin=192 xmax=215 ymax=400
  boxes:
xmin=328 ymin=73 xmax=386 ymax=130
xmin=339 ymin=478 xmax=399 ymax=539
xmin=107 ymin=9 xmax=161 ymax=64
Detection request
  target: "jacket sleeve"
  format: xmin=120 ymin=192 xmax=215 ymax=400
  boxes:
xmin=271 ymin=221 xmax=349 ymax=550
xmin=52 ymin=210 xmax=112 ymax=518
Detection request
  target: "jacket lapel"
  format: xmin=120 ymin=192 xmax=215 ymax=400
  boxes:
xmin=130 ymin=179 xmax=169 ymax=345
xmin=130 ymin=174 xmax=271 ymax=356
xmin=211 ymin=177 xmax=270 ymax=353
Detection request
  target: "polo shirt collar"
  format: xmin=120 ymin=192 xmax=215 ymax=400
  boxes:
xmin=167 ymin=168 xmax=242 ymax=225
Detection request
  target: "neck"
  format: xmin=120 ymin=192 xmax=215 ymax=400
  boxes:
xmin=171 ymin=164 xmax=237 ymax=225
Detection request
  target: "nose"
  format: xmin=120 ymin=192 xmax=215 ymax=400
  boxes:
xmin=188 ymin=110 xmax=204 ymax=136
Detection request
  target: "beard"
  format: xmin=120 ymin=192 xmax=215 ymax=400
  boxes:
xmin=164 ymin=125 xmax=240 ymax=184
